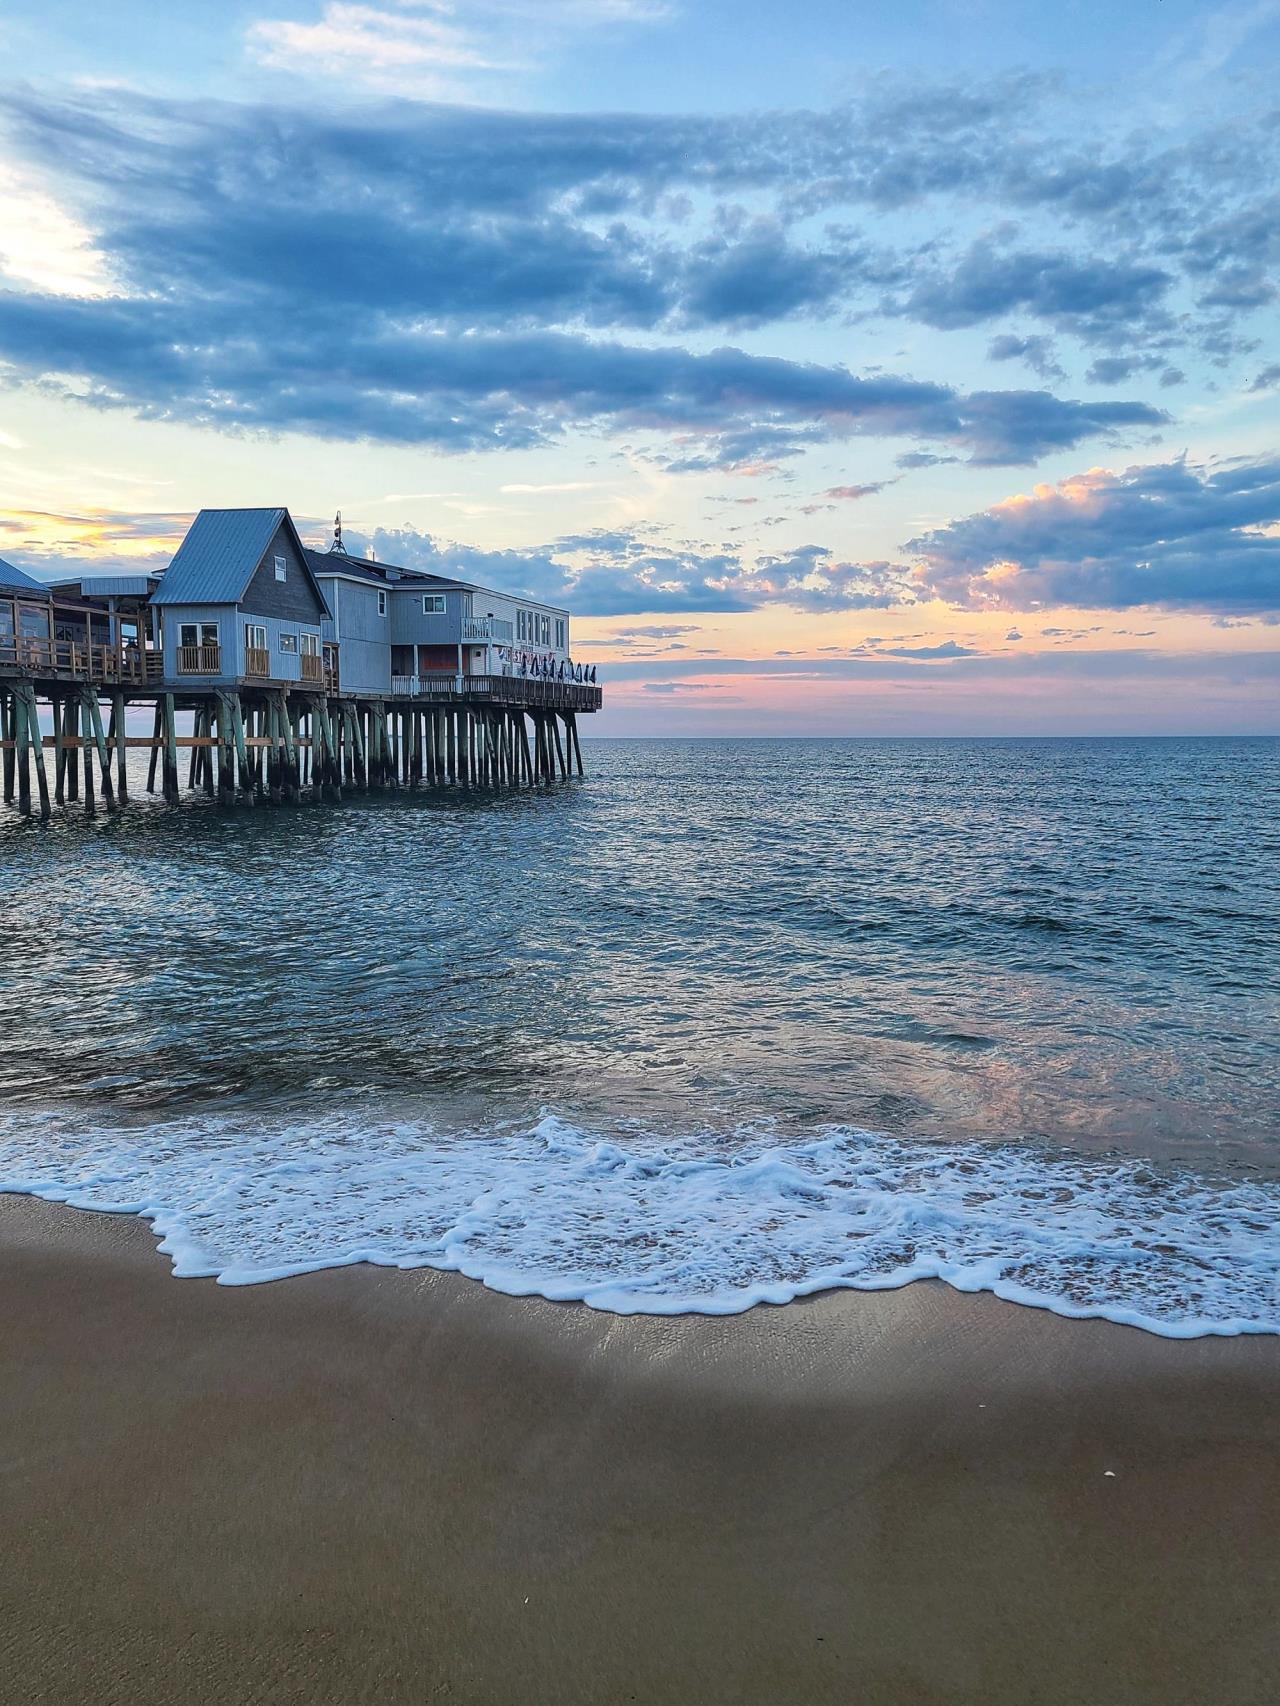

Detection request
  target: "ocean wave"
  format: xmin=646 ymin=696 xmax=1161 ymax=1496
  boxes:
xmin=0 ymin=1111 xmax=1277 ymax=1337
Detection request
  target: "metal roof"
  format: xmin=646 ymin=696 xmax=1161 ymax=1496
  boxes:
xmin=0 ymin=556 xmax=52 ymax=599
xmin=303 ymin=547 xmax=389 ymax=587
xmin=152 ymin=508 xmax=330 ymax=617
xmin=51 ymin=574 xmax=159 ymax=599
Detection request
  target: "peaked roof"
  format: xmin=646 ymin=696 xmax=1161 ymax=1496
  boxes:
xmin=0 ymin=556 xmax=52 ymax=599
xmin=153 ymin=508 xmax=330 ymax=616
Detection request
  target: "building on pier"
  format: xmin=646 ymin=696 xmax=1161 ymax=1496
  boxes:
xmin=0 ymin=506 xmax=601 ymax=816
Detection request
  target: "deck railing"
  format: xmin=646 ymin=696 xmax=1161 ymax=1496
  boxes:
xmin=462 ymin=616 xmax=514 ymax=643
xmin=245 ymin=647 xmax=270 ymax=678
xmin=388 ymin=672 xmax=601 ymax=710
xmin=177 ymin=643 xmax=222 ymax=675
xmin=300 ymin=651 xmax=324 ymax=682
xmin=0 ymin=636 xmax=165 ymax=686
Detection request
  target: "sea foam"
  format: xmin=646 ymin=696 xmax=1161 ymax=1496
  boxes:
xmin=0 ymin=1111 xmax=1277 ymax=1337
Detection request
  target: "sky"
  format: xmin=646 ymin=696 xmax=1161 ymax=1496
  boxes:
xmin=0 ymin=0 xmax=1278 ymax=734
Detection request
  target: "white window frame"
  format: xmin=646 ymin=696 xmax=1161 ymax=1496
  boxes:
xmin=278 ymin=632 xmax=299 ymax=654
xmin=274 ymin=554 xmax=287 ymax=582
xmin=377 ymin=589 xmax=387 ymax=617
xmin=245 ymin=623 xmax=267 ymax=650
xmin=555 ymin=618 xmax=565 ymax=648
xmin=300 ymin=632 xmax=320 ymax=657
xmin=179 ymin=621 xmax=219 ymax=649
xmin=422 ymin=593 xmax=446 ymax=615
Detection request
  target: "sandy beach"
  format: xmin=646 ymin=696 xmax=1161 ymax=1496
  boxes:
xmin=1 ymin=1193 xmax=1277 ymax=1706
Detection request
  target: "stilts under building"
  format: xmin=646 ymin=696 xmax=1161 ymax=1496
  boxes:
xmin=0 ymin=508 xmax=601 ymax=816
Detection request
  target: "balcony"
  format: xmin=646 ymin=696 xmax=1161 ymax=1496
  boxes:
xmin=245 ymin=647 xmax=270 ymax=677
xmin=0 ymin=634 xmax=165 ymax=686
xmin=388 ymin=672 xmax=601 ymax=711
xmin=462 ymin=616 xmax=514 ymax=644
xmin=300 ymin=651 xmax=324 ymax=682
xmin=177 ymin=643 xmax=221 ymax=675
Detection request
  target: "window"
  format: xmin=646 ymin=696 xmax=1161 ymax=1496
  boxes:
xmin=300 ymin=632 xmax=320 ymax=657
xmin=246 ymin=624 xmax=267 ymax=650
xmin=555 ymin=619 xmax=565 ymax=648
xmin=274 ymin=554 xmax=287 ymax=582
xmin=377 ymin=590 xmax=387 ymax=617
xmin=180 ymin=622 xmax=218 ymax=649
xmin=279 ymin=633 xmax=298 ymax=654
xmin=539 ymin=613 xmax=551 ymax=646
xmin=422 ymin=593 xmax=446 ymax=614
xmin=517 ymin=609 xmax=527 ymax=642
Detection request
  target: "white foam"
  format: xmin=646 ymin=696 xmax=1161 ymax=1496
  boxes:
xmin=1 ymin=1110 xmax=1277 ymax=1336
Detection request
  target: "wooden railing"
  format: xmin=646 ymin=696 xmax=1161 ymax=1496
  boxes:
xmin=300 ymin=652 xmax=324 ymax=682
xmin=0 ymin=636 xmax=165 ymax=686
xmin=245 ymin=647 xmax=270 ymax=677
xmin=177 ymin=644 xmax=222 ymax=675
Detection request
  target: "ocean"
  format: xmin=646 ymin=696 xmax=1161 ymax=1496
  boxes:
xmin=1 ymin=735 xmax=1278 ymax=1335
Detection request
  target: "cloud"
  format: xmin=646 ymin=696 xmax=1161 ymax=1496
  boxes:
xmin=987 ymin=333 xmax=1066 ymax=382
xmin=0 ymin=288 xmax=1167 ymax=468
xmin=901 ymin=243 xmax=1172 ymax=341
xmin=247 ymin=5 xmax=506 ymax=100
xmin=608 ymin=623 xmax=700 ymax=638
xmin=824 ymin=482 xmax=893 ymax=500
xmin=875 ymin=640 xmax=978 ymax=658
xmin=246 ymin=0 xmax=670 ymax=98
xmin=1251 ymin=364 xmax=1280 ymax=392
xmin=329 ymin=520 xmax=910 ymax=615
xmin=0 ymin=76 xmax=1268 ymax=467
xmin=904 ymin=454 xmax=1280 ymax=614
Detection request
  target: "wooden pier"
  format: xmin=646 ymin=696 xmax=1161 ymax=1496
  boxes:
xmin=0 ymin=656 xmax=600 ymax=817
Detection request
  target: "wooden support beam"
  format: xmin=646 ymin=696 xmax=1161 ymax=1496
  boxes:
xmin=145 ymin=700 xmax=161 ymax=794
xmin=112 ymin=692 xmax=129 ymax=799
xmin=161 ymin=692 xmax=179 ymax=803
xmin=12 ymin=690 xmax=32 ymax=816
xmin=79 ymin=690 xmax=96 ymax=815
xmin=229 ymin=694 xmax=255 ymax=802
xmin=1 ymin=691 xmax=13 ymax=804
xmin=87 ymin=691 xmax=117 ymax=811
xmin=22 ymin=689 xmax=51 ymax=819
xmin=215 ymin=694 xmax=235 ymax=803
xmin=567 ymin=711 xmax=585 ymax=776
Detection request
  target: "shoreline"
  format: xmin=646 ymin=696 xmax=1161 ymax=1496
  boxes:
xmin=3 ymin=1194 xmax=1279 ymax=1705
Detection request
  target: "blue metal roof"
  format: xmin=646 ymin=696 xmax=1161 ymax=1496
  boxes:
xmin=75 ymin=574 xmax=160 ymax=598
xmin=0 ymin=556 xmax=52 ymax=599
xmin=152 ymin=508 xmax=287 ymax=605
xmin=152 ymin=508 xmax=330 ymax=618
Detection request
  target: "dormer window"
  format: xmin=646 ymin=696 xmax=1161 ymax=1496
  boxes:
xmin=422 ymin=593 xmax=446 ymax=615
xmin=274 ymin=555 xmax=287 ymax=582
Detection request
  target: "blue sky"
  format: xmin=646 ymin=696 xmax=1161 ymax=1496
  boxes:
xmin=0 ymin=0 xmax=1277 ymax=732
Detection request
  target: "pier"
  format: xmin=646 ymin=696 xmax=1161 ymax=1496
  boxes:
xmin=0 ymin=506 xmax=601 ymax=817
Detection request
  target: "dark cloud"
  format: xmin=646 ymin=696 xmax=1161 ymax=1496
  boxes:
xmin=895 ymin=450 xmax=961 ymax=469
xmin=2 ymin=78 xmax=1272 ymax=469
xmin=0 ymin=288 xmax=1166 ymax=468
xmin=901 ymin=243 xmax=1172 ymax=340
xmin=987 ymin=333 xmax=1065 ymax=382
xmin=904 ymin=454 xmax=1280 ymax=614
xmin=1251 ymin=365 xmax=1280 ymax=393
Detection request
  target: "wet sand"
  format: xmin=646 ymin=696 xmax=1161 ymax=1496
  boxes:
xmin=1 ymin=1194 xmax=1277 ymax=1706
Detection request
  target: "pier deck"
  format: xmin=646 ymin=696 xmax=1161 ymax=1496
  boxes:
xmin=0 ymin=654 xmax=600 ymax=816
